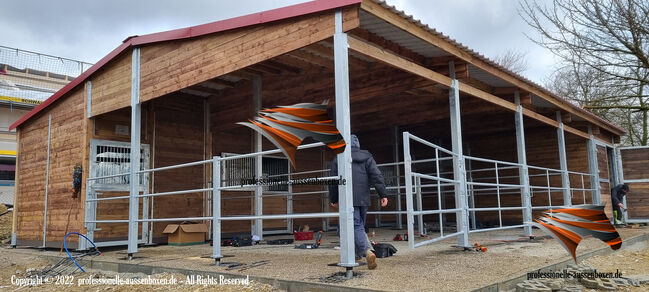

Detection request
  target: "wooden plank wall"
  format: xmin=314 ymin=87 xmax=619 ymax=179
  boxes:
xmin=16 ymin=87 xmax=86 ymax=247
xmin=90 ymin=52 xmax=132 ymax=117
xmin=150 ymin=95 xmax=205 ymax=242
xmin=138 ymin=7 xmax=359 ymax=103
xmin=620 ymin=148 xmax=649 ymax=218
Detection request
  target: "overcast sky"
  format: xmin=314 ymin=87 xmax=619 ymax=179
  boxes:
xmin=1 ymin=0 xmax=557 ymax=84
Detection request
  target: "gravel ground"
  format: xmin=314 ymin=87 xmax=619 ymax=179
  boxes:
xmin=582 ymin=240 xmax=649 ymax=291
xmin=3 ymin=226 xmax=647 ymax=291
xmin=0 ymin=249 xmax=276 ymax=291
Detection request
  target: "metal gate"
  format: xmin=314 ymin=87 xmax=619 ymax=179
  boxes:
xmin=616 ymin=146 xmax=649 ymax=223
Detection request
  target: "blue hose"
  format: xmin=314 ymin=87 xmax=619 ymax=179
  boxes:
xmin=63 ymin=232 xmax=100 ymax=273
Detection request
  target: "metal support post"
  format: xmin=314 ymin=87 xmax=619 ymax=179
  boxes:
xmin=127 ymin=47 xmax=141 ymax=258
xmin=448 ymin=65 xmax=470 ymax=248
xmin=587 ymin=126 xmax=601 ymax=205
xmin=334 ymin=8 xmax=357 ymax=278
xmin=212 ymin=157 xmax=222 ymax=265
xmin=252 ymin=75 xmax=264 ymax=239
xmin=392 ymin=126 xmax=403 ymax=229
xmin=515 ymin=92 xmax=533 ymax=236
xmin=402 ymin=132 xmax=415 ymax=249
xmin=556 ymin=112 xmax=571 ymax=206
xmin=42 ymin=114 xmax=52 ymax=248
xmin=614 ymin=147 xmax=628 ymax=221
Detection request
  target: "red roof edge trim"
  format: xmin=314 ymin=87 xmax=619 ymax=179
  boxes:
xmin=10 ymin=0 xmax=361 ymax=130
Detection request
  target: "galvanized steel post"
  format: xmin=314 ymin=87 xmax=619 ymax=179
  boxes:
xmin=212 ymin=156 xmax=222 ymax=264
xmin=587 ymin=126 xmax=601 ymax=205
xmin=252 ymin=75 xmax=264 ymax=240
xmin=402 ymin=132 xmax=415 ymax=249
xmin=556 ymin=112 xmax=571 ymax=206
xmin=448 ymin=69 xmax=470 ymax=248
xmin=334 ymin=8 xmax=357 ymax=277
xmin=514 ymin=92 xmax=533 ymax=236
xmin=128 ymin=47 xmax=141 ymax=257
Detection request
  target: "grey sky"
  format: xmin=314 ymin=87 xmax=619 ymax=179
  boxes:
xmin=1 ymin=0 xmax=557 ymax=84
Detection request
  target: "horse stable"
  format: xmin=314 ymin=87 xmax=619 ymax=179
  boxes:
xmin=8 ymin=0 xmax=649 ymax=275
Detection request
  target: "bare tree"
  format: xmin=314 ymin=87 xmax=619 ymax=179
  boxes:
xmin=520 ymin=0 xmax=649 ymax=145
xmin=494 ymin=49 xmax=529 ymax=74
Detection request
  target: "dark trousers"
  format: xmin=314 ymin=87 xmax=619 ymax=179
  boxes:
xmin=354 ymin=206 xmax=370 ymax=257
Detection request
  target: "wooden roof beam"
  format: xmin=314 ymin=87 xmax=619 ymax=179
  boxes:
xmin=359 ymin=0 xmax=623 ymax=136
xmin=349 ymin=27 xmax=428 ymax=65
xmin=346 ymin=35 xmax=596 ymax=141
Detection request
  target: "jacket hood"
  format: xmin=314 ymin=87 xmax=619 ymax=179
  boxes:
xmin=351 ymin=134 xmax=360 ymax=149
xmin=352 ymin=148 xmax=371 ymax=162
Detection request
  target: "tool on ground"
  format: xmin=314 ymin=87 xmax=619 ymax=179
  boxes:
xmin=393 ymin=233 xmax=408 ymax=241
xmin=474 ymin=242 xmax=487 ymax=252
xmin=267 ymin=238 xmax=294 ymax=245
xmin=295 ymin=231 xmax=323 ymax=249
xmin=237 ymin=260 xmax=269 ymax=271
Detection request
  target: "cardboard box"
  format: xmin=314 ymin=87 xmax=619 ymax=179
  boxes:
xmin=162 ymin=222 xmax=208 ymax=246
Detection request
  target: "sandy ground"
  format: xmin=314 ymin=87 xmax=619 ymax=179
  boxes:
xmin=582 ymin=240 xmax=649 ymax=291
xmin=2 ymin=226 xmax=647 ymax=291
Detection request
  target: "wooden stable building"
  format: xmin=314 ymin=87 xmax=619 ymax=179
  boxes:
xmin=9 ymin=0 xmax=648 ymax=267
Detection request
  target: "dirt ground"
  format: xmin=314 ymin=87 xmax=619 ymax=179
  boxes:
xmin=1 ymin=225 xmax=647 ymax=291
xmin=581 ymin=240 xmax=649 ymax=291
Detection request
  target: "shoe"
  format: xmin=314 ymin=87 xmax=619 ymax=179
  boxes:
xmin=366 ymin=250 xmax=377 ymax=270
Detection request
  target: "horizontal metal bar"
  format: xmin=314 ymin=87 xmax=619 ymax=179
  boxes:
xmin=407 ymin=133 xmax=456 ymax=156
xmin=617 ymin=146 xmax=649 ymax=150
xmin=464 ymin=156 xmax=521 ymax=167
xmin=88 ymin=172 xmax=130 ymax=181
xmin=219 ymin=142 xmax=325 ymax=161
xmin=137 ymin=217 xmax=211 ymax=222
xmin=413 ymin=231 xmax=464 ymax=248
xmin=221 ymin=212 xmax=339 ymax=221
xmin=412 ymin=172 xmax=459 ymax=184
xmin=467 ymin=182 xmax=523 ymax=188
xmin=93 ymin=239 xmax=146 ymax=247
xmin=468 ymin=207 xmax=526 ymax=211
xmin=87 ymin=195 xmax=130 ymax=202
xmin=137 ymin=188 xmax=212 ymax=198
xmin=268 ymin=169 xmax=331 ymax=178
xmin=86 ymin=220 xmax=129 ymax=223
xmin=137 ymin=159 xmax=211 ymax=174
xmin=626 ymin=219 xmax=649 ymax=223
xmin=624 ymin=179 xmax=649 ymax=183
xmin=469 ymin=224 xmax=527 ymax=234
xmin=367 ymin=211 xmax=408 ymax=215
xmin=415 ymin=208 xmax=462 ymax=215
xmin=218 ymin=176 xmax=340 ymax=190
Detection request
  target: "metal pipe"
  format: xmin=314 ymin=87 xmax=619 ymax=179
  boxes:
xmin=403 ymin=132 xmax=416 ymax=249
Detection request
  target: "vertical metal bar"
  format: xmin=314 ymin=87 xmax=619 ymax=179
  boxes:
xmin=546 ymin=169 xmax=552 ymax=207
xmin=287 ymin=159 xmax=294 ymax=232
xmin=128 ymin=47 xmax=141 ymax=257
xmin=42 ymin=113 xmax=52 ymax=247
xmin=334 ymin=9 xmax=357 ymax=274
xmin=212 ymin=157 xmax=222 ymax=264
xmin=403 ymin=132 xmax=415 ymax=249
xmin=465 ymin=149 xmax=476 ymax=230
xmin=392 ymin=126 xmax=402 ymax=229
xmin=587 ymin=126 xmax=601 ymax=205
xmin=514 ymin=92 xmax=532 ymax=235
xmin=416 ymin=176 xmax=424 ymax=234
xmin=556 ymin=112 xmax=571 ymax=206
xmin=252 ymin=75 xmax=263 ymax=239
xmin=581 ymin=175 xmax=586 ymax=204
xmin=448 ymin=66 xmax=470 ymax=248
xmin=614 ymin=147 xmax=628 ymax=221
xmin=435 ymin=148 xmax=443 ymax=237
xmin=495 ymin=162 xmax=502 ymax=228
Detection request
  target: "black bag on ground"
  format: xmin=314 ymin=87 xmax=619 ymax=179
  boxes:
xmin=372 ymin=243 xmax=397 ymax=258
xmin=231 ymin=236 xmax=253 ymax=247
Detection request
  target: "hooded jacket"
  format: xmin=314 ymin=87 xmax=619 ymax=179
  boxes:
xmin=328 ymin=135 xmax=388 ymax=207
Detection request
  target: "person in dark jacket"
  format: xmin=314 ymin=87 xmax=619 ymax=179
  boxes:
xmin=611 ymin=184 xmax=629 ymax=224
xmin=329 ymin=134 xmax=388 ymax=270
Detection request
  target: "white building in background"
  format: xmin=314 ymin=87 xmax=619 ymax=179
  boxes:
xmin=0 ymin=46 xmax=92 ymax=206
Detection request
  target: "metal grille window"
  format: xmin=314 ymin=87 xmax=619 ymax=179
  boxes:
xmin=89 ymin=139 xmax=150 ymax=191
xmin=221 ymin=153 xmax=288 ymax=192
